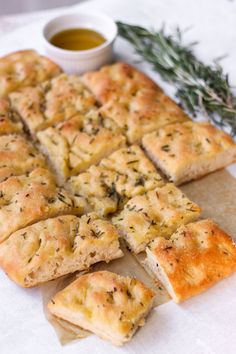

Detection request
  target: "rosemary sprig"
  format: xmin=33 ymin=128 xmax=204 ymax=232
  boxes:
xmin=117 ymin=21 xmax=236 ymax=136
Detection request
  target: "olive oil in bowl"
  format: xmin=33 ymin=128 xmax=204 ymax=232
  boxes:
xmin=43 ymin=13 xmax=117 ymax=73
xmin=50 ymin=28 xmax=106 ymax=51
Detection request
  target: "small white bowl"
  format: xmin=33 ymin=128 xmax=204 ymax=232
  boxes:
xmin=42 ymin=12 xmax=117 ymax=74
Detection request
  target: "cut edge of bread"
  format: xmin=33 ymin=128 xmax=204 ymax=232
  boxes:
xmin=48 ymin=288 xmax=154 ymax=346
xmin=143 ymin=143 xmax=236 ymax=185
xmin=145 ymin=247 xmax=179 ymax=303
xmin=21 ymin=239 xmax=123 ymax=288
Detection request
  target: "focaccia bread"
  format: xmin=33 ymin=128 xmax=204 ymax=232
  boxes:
xmin=69 ymin=145 xmax=164 ymax=216
xmin=0 ymin=134 xmax=46 ymax=182
xmin=0 ymin=50 xmax=61 ymax=97
xmin=145 ymin=219 xmax=236 ymax=303
xmin=0 ymin=167 xmax=86 ymax=243
xmin=100 ymin=90 xmax=189 ymax=143
xmin=113 ymin=183 xmax=201 ymax=253
xmin=37 ymin=112 xmax=126 ymax=181
xmin=100 ymin=145 xmax=164 ymax=191
xmin=82 ymin=61 xmax=158 ymax=103
xmin=9 ymin=74 xmax=95 ymax=134
xmin=0 ymin=213 xmax=123 ymax=287
xmin=82 ymin=62 xmax=189 ymax=142
xmin=142 ymin=121 xmax=236 ymax=185
xmin=69 ymin=165 xmax=124 ymax=216
xmin=48 ymin=270 xmax=155 ymax=346
xmin=0 ymin=98 xmax=23 ymax=135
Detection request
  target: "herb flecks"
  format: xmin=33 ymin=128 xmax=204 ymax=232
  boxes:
xmin=134 ymin=176 xmax=145 ymax=186
xmin=161 ymin=145 xmax=170 ymax=152
xmin=127 ymin=160 xmax=139 ymax=164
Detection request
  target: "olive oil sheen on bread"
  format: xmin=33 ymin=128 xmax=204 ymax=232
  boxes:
xmin=50 ymin=28 xmax=106 ymax=51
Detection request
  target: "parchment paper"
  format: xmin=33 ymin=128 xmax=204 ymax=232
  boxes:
xmin=41 ymin=272 xmax=91 ymax=345
xmin=41 ymin=168 xmax=236 ymax=345
xmin=181 ymin=169 xmax=236 ymax=240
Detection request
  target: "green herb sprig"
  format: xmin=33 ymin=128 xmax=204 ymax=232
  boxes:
xmin=117 ymin=21 xmax=236 ymax=136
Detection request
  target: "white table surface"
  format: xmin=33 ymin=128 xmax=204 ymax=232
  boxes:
xmin=0 ymin=1 xmax=236 ymax=353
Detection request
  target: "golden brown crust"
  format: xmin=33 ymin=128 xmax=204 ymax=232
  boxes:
xmin=0 ymin=50 xmax=62 ymax=97
xmin=142 ymin=121 xmax=236 ymax=185
xmin=82 ymin=62 xmax=189 ymax=142
xmin=48 ymin=270 xmax=154 ymax=345
xmin=37 ymin=111 xmax=126 ymax=181
xmin=146 ymin=219 xmax=236 ymax=303
xmin=68 ymin=145 xmax=164 ymax=216
xmin=82 ymin=61 xmax=158 ymax=103
xmin=0 ymin=167 xmax=86 ymax=244
xmin=0 ymin=213 xmax=123 ymax=287
xmin=113 ymin=183 xmax=201 ymax=253
xmin=0 ymin=134 xmax=46 ymax=182
xmin=9 ymin=74 xmax=95 ymax=134
xmin=0 ymin=98 xmax=23 ymax=135
xmin=100 ymin=90 xmax=189 ymax=143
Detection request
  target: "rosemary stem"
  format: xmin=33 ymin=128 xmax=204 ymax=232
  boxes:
xmin=117 ymin=21 xmax=236 ymax=136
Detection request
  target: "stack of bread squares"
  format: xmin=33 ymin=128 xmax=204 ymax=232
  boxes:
xmin=0 ymin=52 xmax=236 ymax=346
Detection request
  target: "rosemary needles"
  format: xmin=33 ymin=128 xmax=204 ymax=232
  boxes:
xmin=117 ymin=21 xmax=236 ymax=136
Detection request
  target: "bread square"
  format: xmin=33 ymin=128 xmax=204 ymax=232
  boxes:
xmin=113 ymin=183 xmax=201 ymax=253
xmin=82 ymin=62 xmax=189 ymax=143
xmin=82 ymin=61 xmax=158 ymax=103
xmin=0 ymin=213 xmax=123 ymax=287
xmin=0 ymin=50 xmax=61 ymax=97
xmin=142 ymin=121 xmax=236 ymax=185
xmin=48 ymin=270 xmax=155 ymax=346
xmin=100 ymin=90 xmax=189 ymax=143
xmin=69 ymin=165 xmax=124 ymax=216
xmin=100 ymin=145 xmax=164 ymax=188
xmin=37 ymin=111 xmax=126 ymax=181
xmin=0 ymin=167 xmax=86 ymax=244
xmin=0 ymin=98 xmax=23 ymax=135
xmin=145 ymin=219 xmax=236 ymax=303
xmin=9 ymin=74 xmax=95 ymax=134
xmin=0 ymin=134 xmax=46 ymax=182
xmin=69 ymin=145 xmax=164 ymax=216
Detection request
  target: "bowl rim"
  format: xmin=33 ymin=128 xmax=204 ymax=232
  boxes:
xmin=42 ymin=12 xmax=117 ymax=57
